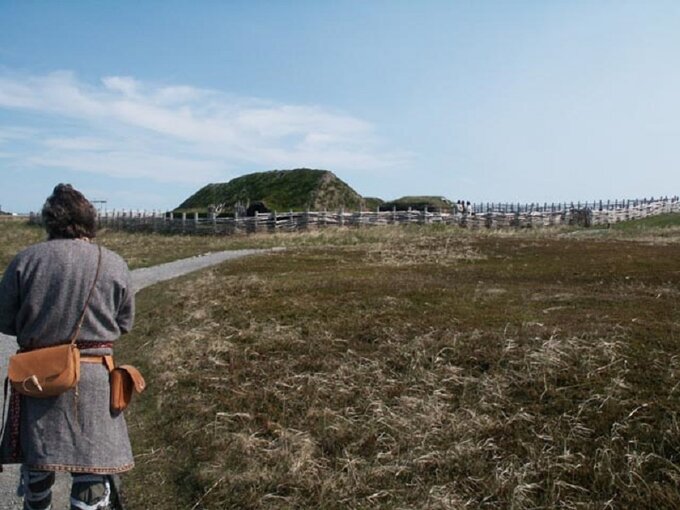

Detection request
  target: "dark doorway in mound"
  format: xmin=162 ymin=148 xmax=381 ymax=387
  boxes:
xmin=246 ymin=201 xmax=270 ymax=216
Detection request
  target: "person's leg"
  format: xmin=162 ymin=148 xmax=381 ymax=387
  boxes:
xmin=70 ymin=473 xmax=111 ymax=510
xmin=20 ymin=466 xmax=55 ymax=510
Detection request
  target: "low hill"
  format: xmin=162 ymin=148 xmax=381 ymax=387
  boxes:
xmin=363 ymin=197 xmax=385 ymax=210
xmin=380 ymin=196 xmax=454 ymax=211
xmin=176 ymin=169 xmax=365 ymax=213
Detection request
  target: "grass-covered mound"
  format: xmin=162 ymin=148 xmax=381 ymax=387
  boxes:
xmin=380 ymin=195 xmax=454 ymax=211
xmin=362 ymin=196 xmax=385 ymax=210
xmin=176 ymin=169 xmax=365 ymax=213
xmin=117 ymin=226 xmax=680 ymax=509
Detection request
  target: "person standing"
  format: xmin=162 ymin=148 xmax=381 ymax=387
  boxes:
xmin=0 ymin=184 xmax=134 ymax=510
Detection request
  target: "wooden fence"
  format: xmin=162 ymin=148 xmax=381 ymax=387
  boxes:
xmin=28 ymin=196 xmax=680 ymax=235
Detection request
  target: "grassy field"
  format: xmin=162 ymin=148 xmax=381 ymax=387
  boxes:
xmin=0 ymin=217 xmax=306 ymax=269
xmin=2 ymin=216 xmax=680 ymax=508
xmin=117 ymin=220 xmax=679 ymax=509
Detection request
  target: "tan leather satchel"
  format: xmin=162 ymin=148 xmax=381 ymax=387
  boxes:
xmin=110 ymin=365 xmax=146 ymax=413
xmin=7 ymin=245 xmax=102 ymax=398
xmin=8 ymin=343 xmax=81 ymax=397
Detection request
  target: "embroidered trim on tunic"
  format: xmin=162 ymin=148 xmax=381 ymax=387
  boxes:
xmin=7 ymin=389 xmax=22 ymax=462
xmin=76 ymin=340 xmax=115 ymax=351
xmin=26 ymin=462 xmax=134 ymax=474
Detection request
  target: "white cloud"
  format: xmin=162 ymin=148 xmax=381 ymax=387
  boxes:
xmin=28 ymin=151 xmax=224 ymax=184
xmin=101 ymin=76 xmax=140 ymax=97
xmin=0 ymin=70 xmax=408 ymax=184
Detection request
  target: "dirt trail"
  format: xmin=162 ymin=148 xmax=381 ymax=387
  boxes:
xmin=0 ymin=248 xmax=278 ymax=509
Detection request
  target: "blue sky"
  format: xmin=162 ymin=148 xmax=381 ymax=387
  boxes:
xmin=1 ymin=1 xmax=679 ymax=212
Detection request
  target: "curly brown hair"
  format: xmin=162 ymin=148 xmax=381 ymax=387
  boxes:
xmin=41 ymin=184 xmax=97 ymax=240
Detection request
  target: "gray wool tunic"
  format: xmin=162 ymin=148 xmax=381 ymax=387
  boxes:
xmin=0 ymin=239 xmax=135 ymax=473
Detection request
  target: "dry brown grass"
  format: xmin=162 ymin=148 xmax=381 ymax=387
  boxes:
xmin=115 ymin=226 xmax=680 ymax=509
xmin=0 ymin=218 xmax=44 ymax=268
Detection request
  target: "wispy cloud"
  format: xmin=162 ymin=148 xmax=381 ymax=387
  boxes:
xmin=0 ymin=70 xmax=407 ymax=184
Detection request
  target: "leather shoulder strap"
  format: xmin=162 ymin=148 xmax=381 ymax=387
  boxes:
xmin=69 ymin=244 xmax=103 ymax=345
xmin=0 ymin=377 xmax=8 ymax=445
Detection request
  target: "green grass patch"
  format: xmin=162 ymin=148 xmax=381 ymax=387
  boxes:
xmin=611 ymin=212 xmax=680 ymax=231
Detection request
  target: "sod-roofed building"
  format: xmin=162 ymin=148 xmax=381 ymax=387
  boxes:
xmin=176 ymin=169 xmax=366 ymax=214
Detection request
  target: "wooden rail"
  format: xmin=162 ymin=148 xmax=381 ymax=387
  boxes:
xmin=27 ymin=197 xmax=680 ymax=235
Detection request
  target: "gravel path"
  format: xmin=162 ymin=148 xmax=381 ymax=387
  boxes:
xmin=0 ymin=248 xmax=279 ymax=509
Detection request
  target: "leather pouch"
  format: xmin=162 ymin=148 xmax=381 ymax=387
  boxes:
xmin=8 ymin=343 xmax=81 ymax=397
xmin=110 ymin=365 xmax=146 ymax=413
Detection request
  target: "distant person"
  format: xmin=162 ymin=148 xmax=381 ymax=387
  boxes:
xmin=0 ymin=184 xmax=134 ymax=510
